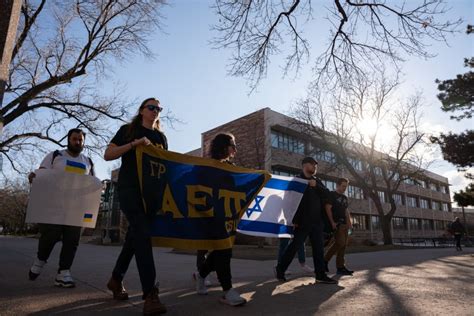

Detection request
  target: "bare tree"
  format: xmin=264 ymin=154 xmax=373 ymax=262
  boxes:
xmin=0 ymin=0 xmax=172 ymax=173
xmin=0 ymin=178 xmax=30 ymax=234
xmin=292 ymin=70 xmax=431 ymax=244
xmin=212 ymin=0 xmax=462 ymax=90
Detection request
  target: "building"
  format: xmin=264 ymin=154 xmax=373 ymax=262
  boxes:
xmin=100 ymin=108 xmax=457 ymax=244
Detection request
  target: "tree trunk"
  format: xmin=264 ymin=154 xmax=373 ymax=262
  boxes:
xmin=381 ymin=215 xmax=393 ymax=245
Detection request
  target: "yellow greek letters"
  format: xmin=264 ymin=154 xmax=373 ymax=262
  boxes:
xmin=150 ymin=161 xmax=166 ymax=178
xmin=187 ymin=185 xmax=214 ymax=217
xmin=162 ymin=184 xmax=183 ymax=218
xmin=219 ymin=189 xmax=246 ymax=217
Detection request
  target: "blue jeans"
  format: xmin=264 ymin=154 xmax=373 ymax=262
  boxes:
xmin=278 ymin=237 xmax=306 ymax=264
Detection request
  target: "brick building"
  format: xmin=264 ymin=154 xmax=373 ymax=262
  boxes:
xmin=99 ymin=108 xmax=458 ymax=244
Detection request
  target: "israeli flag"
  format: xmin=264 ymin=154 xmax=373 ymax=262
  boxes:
xmin=237 ymin=175 xmax=308 ymax=238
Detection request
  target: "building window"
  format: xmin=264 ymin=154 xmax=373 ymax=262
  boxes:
xmin=431 ymin=201 xmax=441 ymax=211
xmin=348 ymin=157 xmax=364 ymax=171
xmin=422 ymin=219 xmax=434 ymax=230
xmin=435 ymin=220 xmax=446 ymax=231
xmin=313 ymin=148 xmax=336 ymax=163
xmin=347 ymin=185 xmax=363 ymax=199
xmin=392 ymin=217 xmax=407 ymax=230
xmin=377 ymin=191 xmax=386 ymax=203
xmin=440 ymin=186 xmax=448 ymax=194
xmin=419 ymin=198 xmax=429 ymax=209
xmin=392 ymin=193 xmax=403 ymax=205
xmin=371 ymin=215 xmax=381 ymax=230
xmin=271 ymin=130 xmax=305 ymax=154
xmin=404 ymin=178 xmax=416 ymax=185
xmin=408 ymin=218 xmax=421 ymax=231
xmin=271 ymin=168 xmax=299 ymax=177
xmin=406 ymin=196 xmax=418 ymax=208
xmin=417 ymin=179 xmax=427 ymax=188
xmin=391 ymin=172 xmax=400 ymax=181
xmin=442 ymin=203 xmax=449 ymax=212
xmin=322 ymin=179 xmax=337 ymax=191
xmin=429 ymin=182 xmax=439 ymax=192
xmin=374 ymin=166 xmax=383 ymax=176
xmin=351 ymin=214 xmax=368 ymax=230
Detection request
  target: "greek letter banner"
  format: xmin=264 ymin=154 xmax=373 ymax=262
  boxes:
xmin=136 ymin=146 xmax=271 ymax=250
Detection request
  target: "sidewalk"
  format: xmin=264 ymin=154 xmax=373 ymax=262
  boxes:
xmin=0 ymin=236 xmax=473 ymax=315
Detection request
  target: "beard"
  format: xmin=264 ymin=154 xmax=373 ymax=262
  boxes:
xmin=67 ymin=143 xmax=83 ymax=155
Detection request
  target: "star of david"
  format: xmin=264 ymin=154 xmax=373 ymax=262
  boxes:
xmin=246 ymin=195 xmax=264 ymax=217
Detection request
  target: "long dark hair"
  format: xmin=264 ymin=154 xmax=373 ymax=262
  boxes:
xmin=210 ymin=133 xmax=235 ymax=160
xmin=126 ymin=97 xmax=161 ymax=141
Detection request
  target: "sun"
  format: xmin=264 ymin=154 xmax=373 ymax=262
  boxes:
xmin=356 ymin=117 xmax=379 ymax=138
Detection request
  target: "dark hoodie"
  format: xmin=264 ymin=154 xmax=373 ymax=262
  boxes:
xmin=292 ymin=172 xmax=330 ymax=229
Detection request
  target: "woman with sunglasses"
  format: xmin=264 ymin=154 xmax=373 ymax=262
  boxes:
xmin=104 ymin=97 xmax=168 ymax=315
xmin=195 ymin=133 xmax=247 ymax=307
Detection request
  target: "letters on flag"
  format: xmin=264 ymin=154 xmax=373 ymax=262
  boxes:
xmin=237 ymin=175 xmax=308 ymax=238
xmin=136 ymin=146 xmax=270 ymax=250
xmin=26 ymin=169 xmax=102 ymax=228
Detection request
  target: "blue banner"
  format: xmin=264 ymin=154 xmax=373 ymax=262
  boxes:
xmin=136 ymin=146 xmax=270 ymax=250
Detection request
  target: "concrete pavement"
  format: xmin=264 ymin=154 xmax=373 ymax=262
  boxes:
xmin=0 ymin=236 xmax=473 ymax=315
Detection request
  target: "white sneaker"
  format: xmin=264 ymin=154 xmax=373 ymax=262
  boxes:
xmin=195 ymin=273 xmax=208 ymax=295
xmin=54 ymin=270 xmax=75 ymax=288
xmin=300 ymin=263 xmax=314 ymax=273
xmin=29 ymin=258 xmax=46 ymax=280
xmin=219 ymin=288 xmax=247 ymax=306
xmin=193 ymin=272 xmax=212 ymax=287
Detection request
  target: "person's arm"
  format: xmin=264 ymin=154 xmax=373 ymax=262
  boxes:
xmin=346 ymin=209 xmax=352 ymax=229
xmin=325 ymin=203 xmax=337 ymax=230
xmin=103 ymin=137 xmax=150 ymax=161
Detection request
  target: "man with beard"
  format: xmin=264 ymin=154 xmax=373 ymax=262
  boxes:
xmin=28 ymin=128 xmax=95 ymax=288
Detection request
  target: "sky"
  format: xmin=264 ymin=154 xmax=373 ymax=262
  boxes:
xmin=3 ymin=0 xmax=473 ymax=198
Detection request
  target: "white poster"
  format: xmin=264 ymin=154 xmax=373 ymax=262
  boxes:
xmin=26 ymin=169 xmax=102 ymax=228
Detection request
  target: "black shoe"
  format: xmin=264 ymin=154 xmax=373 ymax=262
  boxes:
xmin=315 ymin=273 xmax=338 ymax=284
xmin=273 ymin=266 xmax=286 ymax=282
xmin=336 ymin=267 xmax=353 ymax=275
xmin=324 ymin=261 xmax=329 ymax=272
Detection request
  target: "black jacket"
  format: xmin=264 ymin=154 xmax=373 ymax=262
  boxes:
xmin=292 ymin=173 xmax=330 ymax=229
xmin=451 ymin=221 xmax=465 ymax=234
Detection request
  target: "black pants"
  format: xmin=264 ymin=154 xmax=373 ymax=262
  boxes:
xmin=37 ymin=224 xmax=81 ymax=271
xmin=199 ymin=249 xmax=232 ymax=291
xmin=196 ymin=250 xmax=208 ymax=270
xmin=277 ymin=223 xmax=326 ymax=274
xmin=454 ymin=234 xmax=462 ymax=250
xmin=112 ymin=187 xmax=156 ymax=298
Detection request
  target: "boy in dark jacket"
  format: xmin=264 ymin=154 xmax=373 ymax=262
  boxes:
xmin=274 ymin=157 xmax=337 ymax=284
xmin=451 ymin=217 xmax=465 ymax=251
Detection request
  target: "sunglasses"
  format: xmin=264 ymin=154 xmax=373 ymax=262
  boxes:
xmin=145 ymin=104 xmax=163 ymax=112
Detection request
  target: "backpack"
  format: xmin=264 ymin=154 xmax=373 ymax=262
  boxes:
xmin=51 ymin=150 xmax=95 ymax=176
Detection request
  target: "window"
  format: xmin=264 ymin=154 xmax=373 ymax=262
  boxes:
xmin=271 ymin=130 xmax=305 ymax=154
xmin=322 ymin=179 xmax=336 ymax=191
xmin=348 ymin=157 xmax=363 ymax=171
xmin=313 ymin=149 xmax=336 ymax=163
xmin=442 ymin=203 xmax=449 ymax=212
xmin=422 ymin=219 xmax=434 ymax=230
xmin=374 ymin=166 xmax=383 ymax=176
xmin=429 ymin=182 xmax=439 ymax=192
xmin=347 ymin=185 xmax=363 ymax=199
xmin=435 ymin=220 xmax=446 ymax=231
xmin=392 ymin=193 xmax=403 ymax=205
xmin=432 ymin=201 xmax=441 ymax=211
xmin=440 ymin=186 xmax=448 ymax=194
xmin=392 ymin=217 xmax=407 ymax=230
xmin=377 ymin=191 xmax=386 ymax=203
xmin=406 ymin=196 xmax=418 ymax=208
xmin=271 ymin=168 xmax=299 ymax=177
xmin=351 ymin=214 xmax=368 ymax=230
xmin=404 ymin=178 xmax=416 ymax=185
xmin=371 ymin=216 xmax=381 ymax=230
xmin=417 ymin=179 xmax=427 ymax=188
xmin=391 ymin=172 xmax=400 ymax=181
xmin=419 ymin=199 xmax=429 ymax=209
xmin=408 ymin=218 xmax=421 ymax=231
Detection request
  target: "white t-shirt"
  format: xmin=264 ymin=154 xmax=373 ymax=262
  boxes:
xmin=39 ymin=150 xmax=93 ymax=175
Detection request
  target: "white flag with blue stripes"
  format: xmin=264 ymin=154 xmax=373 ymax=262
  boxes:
xmin=237 ymin=175 xmax=308 ymax=238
